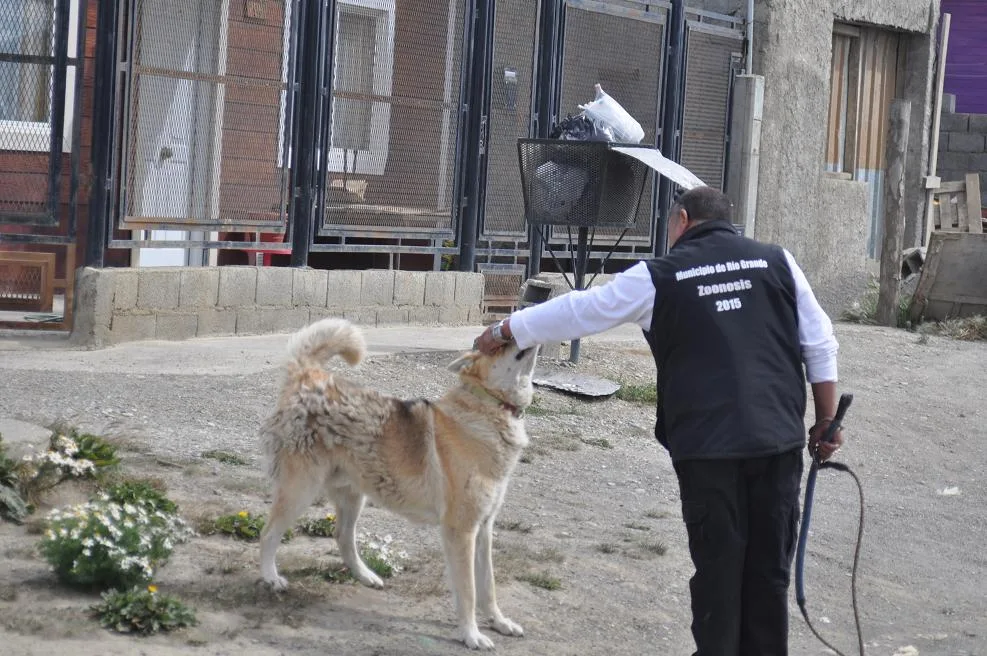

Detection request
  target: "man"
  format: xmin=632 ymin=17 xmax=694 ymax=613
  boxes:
xmin=473 ymin=186 xmax=843 ymax=655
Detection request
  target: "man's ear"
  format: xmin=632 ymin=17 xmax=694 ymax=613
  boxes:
xmin=447 ymin=352 xmax=479 ymax=373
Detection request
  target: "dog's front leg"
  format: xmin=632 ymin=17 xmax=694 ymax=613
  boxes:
xmin=475 ymin=518 xmax=523 ymax=638
xmin=442 ymin=523 xmax=493 ymax=650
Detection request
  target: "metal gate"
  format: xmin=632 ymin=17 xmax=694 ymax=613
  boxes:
xmin=0 ymin=0 xmax=86 ymax=330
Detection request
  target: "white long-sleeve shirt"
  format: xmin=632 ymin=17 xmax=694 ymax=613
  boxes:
xmin=510 ymin=250 xmax=839 ymax=383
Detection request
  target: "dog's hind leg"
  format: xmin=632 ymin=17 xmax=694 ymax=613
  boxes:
xmin=260 ymin=463 xmax=322 ymax=591
xmin=331 ymin=485 xmax=384 ymax=589
xmin=475 ymin=517 xmax=523 ymax=638
xmin=442 ymin=522 xmax=493 ymax=650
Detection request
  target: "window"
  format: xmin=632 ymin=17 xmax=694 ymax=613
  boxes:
xmin=0 ymin=0 xmax=79 ymax=153
xmin=327 ymin=0 xmax=395 ymax=177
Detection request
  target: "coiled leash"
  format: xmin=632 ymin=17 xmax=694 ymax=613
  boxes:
xmin=795 ymin=392 xmax=867 ymax=656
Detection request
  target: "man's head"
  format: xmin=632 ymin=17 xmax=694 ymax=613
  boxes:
xmin=666 ymin=185 xmax=733 ymax=247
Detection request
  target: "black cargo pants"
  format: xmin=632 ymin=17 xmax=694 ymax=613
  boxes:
xmin=673 ymin=448 xmax=804 ymax=656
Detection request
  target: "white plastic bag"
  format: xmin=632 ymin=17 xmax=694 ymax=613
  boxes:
xmin=578 ymin=84 xmax=645 ymax=144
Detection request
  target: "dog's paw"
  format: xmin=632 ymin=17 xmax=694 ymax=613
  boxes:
xmin=354 ymin=568 xmax=384 ymax=590
xmin=462 ymin=628 xmax=496 ymax=650
xmin=490 ymin=616 xmax=523 ymax=637
xmin=263 ymin=575 xmax=289 ymax=591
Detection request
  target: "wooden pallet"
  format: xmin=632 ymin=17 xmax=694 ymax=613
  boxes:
xmin=0 ymin=251 xmax=56 ymax=313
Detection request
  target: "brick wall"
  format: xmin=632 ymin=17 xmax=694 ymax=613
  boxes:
xmin=937 ymin=108 xmax=987 ymax=209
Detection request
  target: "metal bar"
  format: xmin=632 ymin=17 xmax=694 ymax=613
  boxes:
xmin=0 ymin=53 xmax=81 ymax=65
xmin=290 ymin=0 xmax=323 ymax=267
xmin=684 ymin=6 xmax=745 ymax=25
xmin=537 ymin=225 xmax=575 ymax=290
xmin=586 ymin=227 xmax=630 ymax=287
xmin=0 ymin=234 xmax=76 ymax=245
xmin=312 ymin=0 xmax=336 ymax=241
xmin=744 ymin=0 xmax=754 ymax=74
xmin=332 ymin=90 xmax=459 ymax=111
xmin=685 ymin=19 xmax=745 ymax=39
xmin=656 ymin=0 xmax=687 ymax=256
xmin=68 ymin=0 xmax=90 ymax=242
xmin=130 ymin=65 xmax=288 ymax=89
xmin=319 ymin=226 xmax=456 ymax=238
xmin=568 ymin=226 xmax=590 ymax=363
xmin=45 ymin=0 xmax=71 ymax=226
xmin=457 ymin=0 xmax=493 ymax=272
xmin=566 ymin=0 xmax=666 ymax=25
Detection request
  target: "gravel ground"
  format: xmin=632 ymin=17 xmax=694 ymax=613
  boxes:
xmin=0 ymin=322 xmax=985 ymax=655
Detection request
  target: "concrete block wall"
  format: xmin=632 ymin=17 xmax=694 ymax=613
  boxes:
xmin=938 ymin=108 xmax=987 ymax=209
xmin=71 ymin=266 xmax=486 ymax=347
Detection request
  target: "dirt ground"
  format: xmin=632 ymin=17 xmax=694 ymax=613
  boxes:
xmin=0 ymin=322 xmax=985 ymax=656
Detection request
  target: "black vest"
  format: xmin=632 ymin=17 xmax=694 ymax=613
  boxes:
xmin=643 ymin=220 xmax=806 ymax=462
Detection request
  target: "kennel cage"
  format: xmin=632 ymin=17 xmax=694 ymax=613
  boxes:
xmin=517 ymin=138 xmax=652 ymax=362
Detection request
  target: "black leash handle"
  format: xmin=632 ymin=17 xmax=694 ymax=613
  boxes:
xmin=795 ymin=392 xmax=866 ymax=656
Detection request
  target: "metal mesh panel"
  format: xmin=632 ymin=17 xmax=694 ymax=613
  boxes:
xmin=122 ymin=0 xmax=291 ymax=228
xmin=321 ymin=0 xmax=464 ymax=235
xmin=0 ymin=0 xmax=59 ymax=220
xmin=518 ymin=140 xmax=649 ymax=228
xmin=0 ymin=252 xmax=54 ymax=312
xmin=680 ymin=29 xmax=741 ymax=192
xmin=558 ymin=3 xmax=663 ymax=242
xmin=480 ymin=0 xmax=537 ymax=237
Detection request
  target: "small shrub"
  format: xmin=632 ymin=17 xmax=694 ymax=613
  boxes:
xmin=615 ymin=383 xmax=658 ymax=404
xmin=518 ymin=571 xmax=561 ymax=591
xmin=920 ymin=315 xmax=987 ymax=341
xmin=40 ymin=495 xmax=193 ymax=590
xmin=298 ymin=513 xmax=336 ymax=538
xmin=201 ymin=450 xmax=248 ymax=466
xmin=359 ymin=533 xmax=408 ymax=579
xmin=211 ymin=510 xmax=268 ymax=541
xmin=495 ymin=519 xmax=533 ymax=534
xmin=104 ymin=480 xmax=178 ymax=515
xmin=580 ymin=436 xmax=612 ymax=449
xmin=92 ymin=585 xmax=197 ymax=635
xmin=18 ymin=430 xmax=118 ymax=505
xmin=596 ymin=543 xmax=618 ymax=554
xmin=644 ymin=509 xmax=670 ymax=520
xmin=0 ymin=435 xmax=29 ymax=524
xmin=640 ymin=539 xmax=668 ymax=556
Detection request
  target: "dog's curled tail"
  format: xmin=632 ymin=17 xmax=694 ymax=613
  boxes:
xmin=286 ymin=318 xmax=366 ymax=370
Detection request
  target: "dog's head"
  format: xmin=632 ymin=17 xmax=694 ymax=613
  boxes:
xmin=448 ymin=342 xmax=540 ymax=410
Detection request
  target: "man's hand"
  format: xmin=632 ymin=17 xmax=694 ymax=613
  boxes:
xmin=808 ymin=419 xmax=844 ymax=462
xmin=473 ymin=319 xmax=512 ymax=355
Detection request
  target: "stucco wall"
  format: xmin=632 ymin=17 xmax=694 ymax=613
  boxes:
xmin=730 ymin=0 xmax=939 ymax=315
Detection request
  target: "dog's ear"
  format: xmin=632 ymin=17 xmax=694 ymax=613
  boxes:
xmin=447 ymin=352 xmax=479 ymax=373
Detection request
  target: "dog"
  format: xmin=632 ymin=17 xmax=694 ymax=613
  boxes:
xmin=258 ymin=318 xmax=538 ymax=650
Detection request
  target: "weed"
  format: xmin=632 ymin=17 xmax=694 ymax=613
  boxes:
xmin=596 ymin=543 xmax=619 ymax=554
xmin=623 ymin=521 xmax=651 ymax=531
xmin=518 ymin=571 xmax=561 ymax=591
xmin=640 ymin=539 xmax=668 ymax=556
xmin=358 ymin=533 xmax=408 ymax=578
xmin=202 ymin=450 xmax=248 ymax=466
xmin=495 ymin=519 xmax=533 ymax=534
xmin=209 ymin=511 xmax=291 ymax=542
xmin=92 ymin=585 xmax=197 ymax=635
xmin=104 ymin=479 xmax=178 ymax=515
xmin=298 ymin=514 xmax=336 ymax=538
xmin=580 ymin=436 xmax=612 ymax=449
xmin=615 ymin=383 xmax=658 ymax=404
xmin=644 ymin=509 xmax=670 ymax=520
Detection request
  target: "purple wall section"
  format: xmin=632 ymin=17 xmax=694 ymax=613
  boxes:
xmin=942 ymin=0 xmax=987 ymax=114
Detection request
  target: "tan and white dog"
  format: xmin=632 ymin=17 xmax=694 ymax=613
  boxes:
xmin=258 ymin=318 xmax=537 ymax=650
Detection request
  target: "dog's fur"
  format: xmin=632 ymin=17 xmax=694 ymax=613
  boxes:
xmin=259 ymin=318 xmax=538 ymax=650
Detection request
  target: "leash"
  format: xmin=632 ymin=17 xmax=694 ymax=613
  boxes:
xmin=795 ymin=392 xmax=867 ymax=656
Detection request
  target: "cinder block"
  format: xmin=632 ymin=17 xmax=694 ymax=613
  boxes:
xmin=408 ymin=306 xmax=441 ymax=325
xmin=939 ymin=151 xmax=971 ymax=174
xmin=179 ymin=268 xmax=219 ymax=309
xmin=255 ymin=266 xmax=294 ymax=306
xmin=361 ymin=269 xmax=396 ymax=306
xmin=69 ymin=267 xmax=114 ymax=346
xmin=376 ymin=307 xmax=410 ymax=325
xmin=455 ymin=273 xmax=485 ymax=307
xmin=424 ymin=272 xmax=456 ymax=307
xmin=137 ymin=269 xmax=180 ymax=310
xmin=292 ymin=268 xmax=328 ymax=307
xmin=259 ymin=307 xmax=310 ymax=334
xmin=438 ymin=306 xmax=471 ymax=325
xmin=155 ymin=313 xmax=198 ymax=341
xmin=309 ymin=307 xmax=343 ymax=323
xmin=236 ymin=308 xmax=263 ymax=335
xmin=969 ymin=152 xmax=987 ymax=172
xmin=940 ymin=111 xmax=970 ymax=132
xmin=196 ymin=308 xmax=237 ymax=336
xmin=393 ymin=271 xmax=427 ymax=306
xmin=949 ymin=131 xmax=985 ymax=153
xmin=218 ymin=267 xmax=258 ymax=307
xmin=326 ymin=270 xmax=363 ymax=308
xmin=109 ymin=313 xmax=156 ymax=343
xmin=342 ymin=309 xmax=378 ymax=327
xmin=111 ymin=269 xmax=139 ymax=310
xmin=968 ymin=113 xmax=987 ymax=134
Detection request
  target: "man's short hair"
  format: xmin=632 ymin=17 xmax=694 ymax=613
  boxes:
xmin=672 ymin=186 xmax=733 ymax=223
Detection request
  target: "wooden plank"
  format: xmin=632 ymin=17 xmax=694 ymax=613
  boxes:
xmin=910 ymin=232 xmax=987 ymax=322
xmin=964 ymin=173 xmax=982 ymax=233
xmin=875 ymin=99 xmax=910 ymax=327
